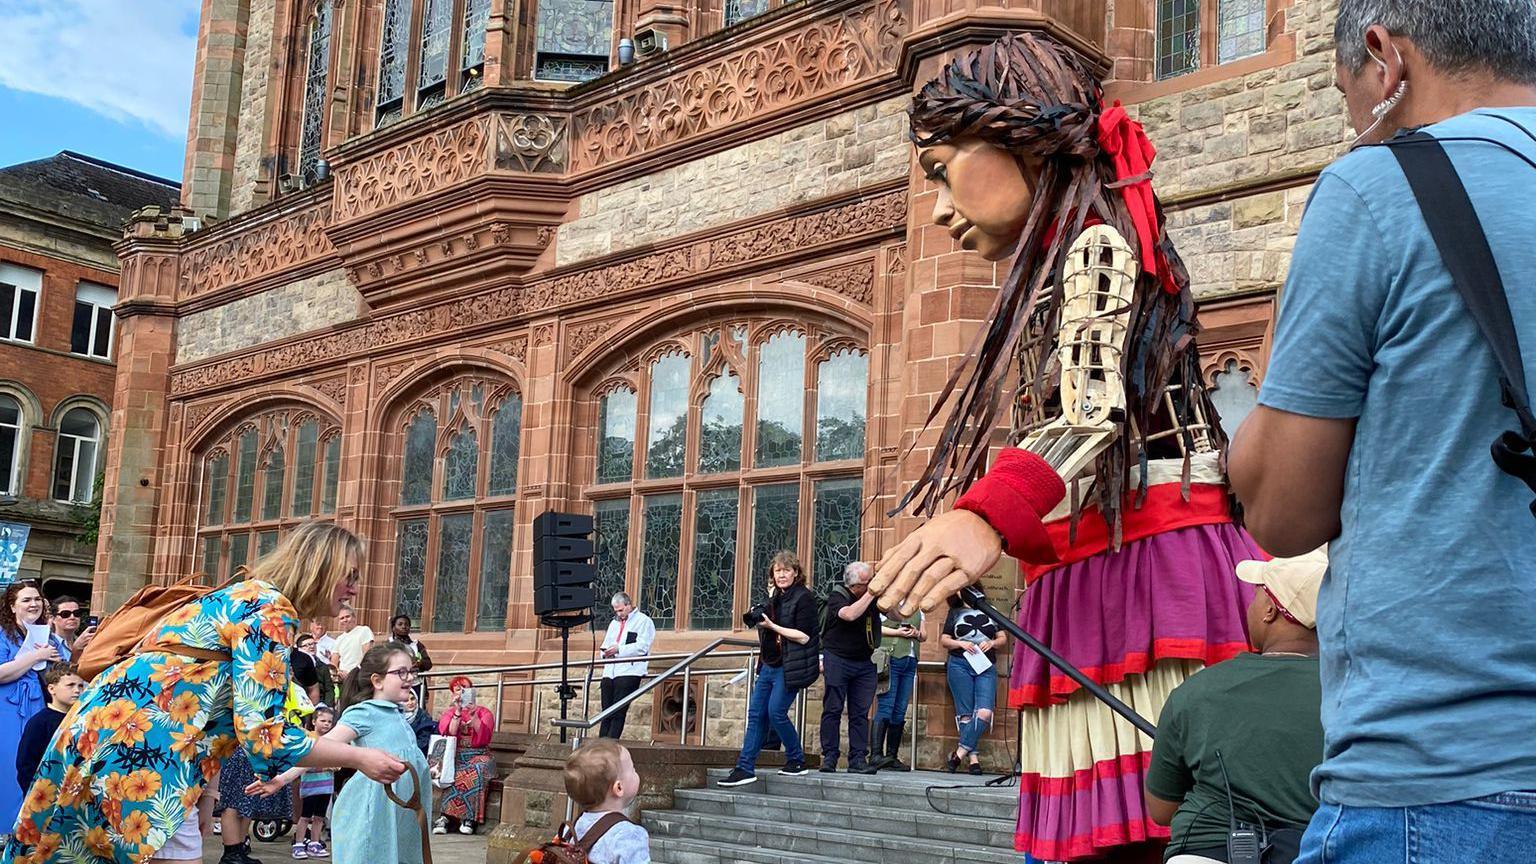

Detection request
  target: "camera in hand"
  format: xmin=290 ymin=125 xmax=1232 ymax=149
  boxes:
xmin=742 ymin=604 xmax=769 ymax=628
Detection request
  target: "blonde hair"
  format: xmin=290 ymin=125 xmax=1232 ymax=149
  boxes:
xmin=246 ymin=520 xmax=363 ymax=620
xmin=564 ymin=739 xmax=627 ymax=809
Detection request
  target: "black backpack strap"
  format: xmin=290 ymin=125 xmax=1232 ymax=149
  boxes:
xmin=576 ymin=812 xmax=630 ymax=853
xmin=1389 ymin=130 xmax=1536 ymax=517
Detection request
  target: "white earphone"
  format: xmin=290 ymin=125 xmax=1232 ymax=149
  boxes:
xmin=1351 ymin=44 xmax=1408 ymax=149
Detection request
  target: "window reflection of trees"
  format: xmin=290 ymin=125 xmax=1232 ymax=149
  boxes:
xmin=586 ymin=319 xmax=868 ymax=632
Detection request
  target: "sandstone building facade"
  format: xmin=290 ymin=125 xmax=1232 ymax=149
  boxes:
xmin=102 ymin=0 xmax=1349 ymax=750
xmin=0 ymin=152 xmax=178 ymax=597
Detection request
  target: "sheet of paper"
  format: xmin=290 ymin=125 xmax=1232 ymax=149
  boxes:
xmin=964 ymin=647 xmax=993 ymax=674
xmin=22 ymin=624 xmax=51 ymax=671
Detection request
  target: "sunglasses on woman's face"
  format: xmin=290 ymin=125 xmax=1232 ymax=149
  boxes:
xmin=53 ymin=609 xmax=82 ymax=618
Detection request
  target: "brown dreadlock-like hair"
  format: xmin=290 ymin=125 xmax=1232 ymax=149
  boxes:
xmin=901 ymin=32 xmax=1225 ymax=533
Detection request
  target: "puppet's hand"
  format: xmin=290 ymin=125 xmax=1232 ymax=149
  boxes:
xmin=870 ymin=510 xmax=1002 ymax=617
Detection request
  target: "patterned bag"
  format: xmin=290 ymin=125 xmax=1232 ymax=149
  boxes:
xmin=515 ymin=813 xmax=629 ymax=864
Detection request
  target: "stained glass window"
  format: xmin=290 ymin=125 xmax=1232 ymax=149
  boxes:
xmin=1210 ymin=360 xmax=1259 ymax=439
xmin=812 ymin=478 xmax=862 ymax=597
xmin=233 ymin=428 xmax=258 ymax=523
xmin=534 ymin=0 xmax=613 ymax=83
xmin=478 ymin=509 xmax=513 ymax=631
xmin=646 ymin=352 xmax=690 ymax=479
xmin=690 ymin=489 xmax=738 ymax=630
xmin=320 ymin=435 xmax=340 ymax=513
xmin=593 ymin=498 xmax=630 ymax=629
xmin=402 ymin=410 xmax=436 ymax=506
xmin=461 ymin=0 xmax=491 ymax=84
xmin=488 ymin=394 xmax=521 ymax=496
xmin=201 ymin=536 xmax=220 ymax=583
xmin=756 ymin=331 xmax=805 ymax=467
xmin=394 ymin=518 xmax=429 ymax=621
xmin=205 ymin=453 xmax=229 ymax=524
xmin=640 ymin=494 xmax=683 ymax=629
xmin=1218 ymin=0 xmax=1266 ymax=63
xmin=698 ymin=372 xmax=743 ymax=474
xmin=815 ymin=348 xmax=867 ymax=462
xmin=724 ymin=0 xmax=768 ymax=28
xmin=433 ymin=512 xmax=472 ymax=631
xmin=418 ymin=0 xmax=452 ymax=95
xmin=298 ymin=2 xmax=332 ymax=186
xmin=230 ymin=532 xmax=250 ymax=575
xmin=291 ymin=420 xmax=317 ymax=516
xmin=1157 ymin=0 xmax=1200 ymax=79
xmin=598 ymin=388 xmax=636 ymax=483
xmin=443 ymin=422 xmax=478 ymax=500
xmin=750 ymin=483 xmax=798 ymax=588
xmin=377 ymin=0 xmax=409 ymax=115
xmin=261 ymin=443 xmax=286 ymax=521
xmin=257 ymin=530 xmax=279 ymax=559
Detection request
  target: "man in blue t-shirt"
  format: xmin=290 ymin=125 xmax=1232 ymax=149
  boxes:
xmin=1229 ymin=2 xmax=1536 ymax=861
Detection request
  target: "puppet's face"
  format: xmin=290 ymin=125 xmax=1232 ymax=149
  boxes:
xmin=917 ymin=137 xmax=1039 ymax=261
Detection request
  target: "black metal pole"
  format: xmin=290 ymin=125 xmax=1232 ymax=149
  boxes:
xmin=960 ymin=585 xmax=1157 ymax=738
xmin=559 ymin=623 xmax=571 ymax=743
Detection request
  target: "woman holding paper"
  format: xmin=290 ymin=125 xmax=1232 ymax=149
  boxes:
xmin=940 ymin=594 xmax=1008 ymax=775
xmin=0 ymin=582 xmax=60 ymax=837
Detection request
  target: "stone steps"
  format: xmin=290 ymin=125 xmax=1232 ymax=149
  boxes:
xmin=641 ymin=767 xmax=1019 ymax=864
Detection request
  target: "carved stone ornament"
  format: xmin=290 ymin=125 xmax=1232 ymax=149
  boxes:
xmin=794 ymin=261 xmax=875 ymax=305
xmin=886 ymin=242 xmax=907 ymax=275
xmin=182 ymin=400 xmax=223 ymax=432
xmin=374 ymin=360 xmax=414 ymax=393
xmin=169 ymin=189 xmax=906 ymax=395
xmin=180 ymin=201 xmax=335 ymax=297
xmin=335 ymin=115 xmax=492 ymax=222
xmin=566 ymin=318 xmax=620 ymax=358
xmin=309 ymin=375 xmax=348 ymax=408
xmin=569 ymin=0 xmax=908 ymax=173
xmin=489 ymin=336 xmax=529 ymax=363
xmin=494 ymin=113 xmax=568 ymax=173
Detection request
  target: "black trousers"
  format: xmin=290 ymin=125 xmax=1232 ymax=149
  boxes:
xmin=599 ymin=674 xmax=642 ymax=738
xmin=819 ymin=653 xmax=877 ymax=765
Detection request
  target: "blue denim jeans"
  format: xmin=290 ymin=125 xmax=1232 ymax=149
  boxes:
xmin=875 ymin=654 xmax=917 ymax=726
xmin=945 ymin=654 xmax=997 ymax=753
xmin=735 ymin=664 xmax=803 ymax=774
xmin=1297 ymin=794 xmax=1536 ymax=864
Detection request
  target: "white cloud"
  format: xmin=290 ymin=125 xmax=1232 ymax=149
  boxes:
xmin=0 ymin=0 xmax=198 ymax=138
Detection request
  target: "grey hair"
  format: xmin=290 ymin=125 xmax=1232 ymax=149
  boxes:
xmin=1335 ymin=0 xmax=1536 ymax=84
xmin=843 ymin=561 xmax=873 ymax=586
xmin=611 ymin=591 xmax=633 ymax=607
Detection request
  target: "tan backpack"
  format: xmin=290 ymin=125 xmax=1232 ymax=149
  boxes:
xmin=514 ymin=813 xmax=630 ymax=864
xmin=76 ymin=572 xmax=233 ymax=680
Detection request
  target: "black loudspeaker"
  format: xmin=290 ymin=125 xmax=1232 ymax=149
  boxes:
xmin=533 ymin=510 xmax=596 ymax=616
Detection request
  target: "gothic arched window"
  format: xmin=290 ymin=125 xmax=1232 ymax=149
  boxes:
xmin=375 ymin=0 xmax=494 ymax=126
xmin=585 ymin=319 xmax=869 ymax=631
xmin=198 ymin=409 xmax=342 ymax=582
xmin=298 ymin=1 xmax=333 ymax=185
xmin=390 ymin=377 xmax=523 ymax=633
xmin=533 ymin=0 xmax=614 ymax=83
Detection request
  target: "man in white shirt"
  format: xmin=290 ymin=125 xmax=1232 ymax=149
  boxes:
xmin=308 ymin=618 xmax=338 ymax=668
xmin=332 ymin=603 xmax=375 ymax=675
xmin=599 ymin=592 xmax=655 ymax=739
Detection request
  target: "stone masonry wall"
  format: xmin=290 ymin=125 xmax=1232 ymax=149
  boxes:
xmin=555 ymin=95 xmax=911 ymax=266
xmin=176 ymin=268 xmax=363 ymax=364
xmin=229 ymin=0 xmax=275 ymax=215
xmin=1130 ymin=0 xmax=1349 ymax=299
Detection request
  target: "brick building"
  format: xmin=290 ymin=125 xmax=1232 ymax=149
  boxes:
xmin=0 ymin=152 xmax=178 ymax=597
xmin=101 ymin=0 xmax=1348 ymax=751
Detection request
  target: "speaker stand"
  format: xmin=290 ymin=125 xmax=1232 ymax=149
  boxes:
xmin=541 ymin=611 xmax=593 ymax=743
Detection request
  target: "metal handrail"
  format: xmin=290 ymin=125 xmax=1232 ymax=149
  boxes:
xmin=551 ymin=637 xmax=760 ymax=739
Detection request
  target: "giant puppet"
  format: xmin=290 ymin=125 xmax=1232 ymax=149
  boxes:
xmin=870 ymin=32 xmax=1263 ymax=863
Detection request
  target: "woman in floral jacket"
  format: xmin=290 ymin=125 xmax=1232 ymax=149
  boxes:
xmin=1 ymin=521 xmax=406 ymax=864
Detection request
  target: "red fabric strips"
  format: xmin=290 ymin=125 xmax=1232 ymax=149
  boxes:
xmin=1097 ymin=102 xmax=1179 ymax=294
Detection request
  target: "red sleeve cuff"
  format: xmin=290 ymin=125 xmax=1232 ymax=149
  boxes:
xmin=954 ymin=449 xmax=1067 ymax=564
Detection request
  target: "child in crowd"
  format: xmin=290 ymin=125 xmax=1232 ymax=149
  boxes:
xmin=15 ymin=663 xmax=84 ymax=788
xmin=564 ymin=740 xmax=651 ymax=864
xmin=291 ymin=706 xmax=337 ymax=859
xmin=250 ymin=645 xmax=429 ymax=864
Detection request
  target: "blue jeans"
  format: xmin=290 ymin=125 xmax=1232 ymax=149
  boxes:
xmin=736 ymin=664 xmax=803 ymax=774
xmin=875 ymin=655 xmax=917 ymax=726
xmin=945 ymin=654 xmax=997 ymax=753
xmin=1297 ymin=795 xmax=1536 ymax=864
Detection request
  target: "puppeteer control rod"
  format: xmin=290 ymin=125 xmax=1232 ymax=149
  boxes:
xmin=959 ymin=585 xmax=1158 ymax=739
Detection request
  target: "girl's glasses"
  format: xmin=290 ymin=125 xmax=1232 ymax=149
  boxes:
xmin=386 ymin=668 xmax=419 ymax=682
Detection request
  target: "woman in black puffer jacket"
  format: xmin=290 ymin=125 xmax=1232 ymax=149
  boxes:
xmin=719 ymin=551 xmax=821 ymax=787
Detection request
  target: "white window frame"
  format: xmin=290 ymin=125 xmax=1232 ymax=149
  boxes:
xmin=71 ymin=281 xmax=116 ymax=360
xmin=0 ymin=394 xmax=24 ymax=497
xmin=53 ymin=406 xmax=102 ymax=504
xmin=0 ymin=264 xmax=42 ymax=345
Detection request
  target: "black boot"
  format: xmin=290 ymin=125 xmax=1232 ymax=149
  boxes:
xmin=885 ymin=723 xmax=911 ymax=771
xmin=870 ymin=720 xmax=892 ymax=769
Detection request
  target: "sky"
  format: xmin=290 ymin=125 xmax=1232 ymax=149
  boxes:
xmin=0 ymin=0 xmax=200 ymax=183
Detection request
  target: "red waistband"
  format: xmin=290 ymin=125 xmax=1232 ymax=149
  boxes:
xmin=1023 ymin=484 xmax=1233 ymax=585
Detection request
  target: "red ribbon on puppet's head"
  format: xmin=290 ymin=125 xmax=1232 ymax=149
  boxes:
xmin=1096 ymin=101 xmax=1179 ymax=295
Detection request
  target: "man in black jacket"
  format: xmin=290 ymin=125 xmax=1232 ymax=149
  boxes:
xmin=819 ymin=562 xmax=882 ymax=774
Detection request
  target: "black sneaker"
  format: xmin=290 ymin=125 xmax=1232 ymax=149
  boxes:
xmin=819 ymin=761 xmax=837 ymax=774
xmin=719 ymin=768 xmax=758 ymax=787
xmin=778 ymin=762 xmax=809 ymax=776
xmin=848 ymin=760 xmax=879 ymax=775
